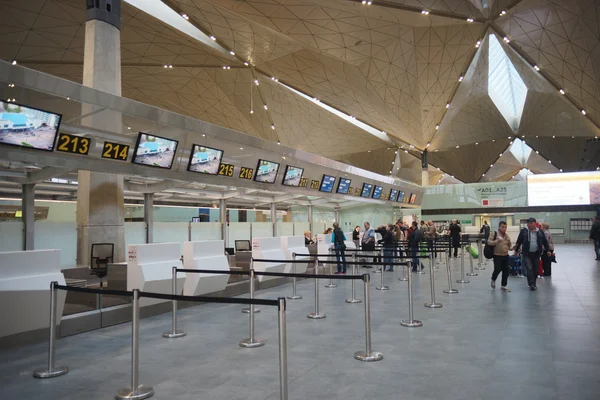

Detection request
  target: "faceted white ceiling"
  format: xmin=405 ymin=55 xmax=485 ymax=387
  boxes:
xmin=1 ymin=0 xmax=599 ymax=183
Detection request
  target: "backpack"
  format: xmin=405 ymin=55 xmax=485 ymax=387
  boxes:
xmin=483 ymin=232 xmax=496 ymax=260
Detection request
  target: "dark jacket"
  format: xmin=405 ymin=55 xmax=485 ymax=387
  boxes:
xmin=305 ymin=236 xmax=314 ymax=245
xmin=332 ymin=228 xmax=346 ymax=245
xmin=590 ymin=221 xmax=600 ymax=241
xmin=379 ymin=229 xmax=396 ymax=248
xmin=352 ymin=230 xmax=360 ymax=241
xmin=514 ymin=228 xmax=550 ymax=255
xmin=408 ymin=227 xmax=421 ymax=248
xmin=480 ymin=224 xmax=490 ymax=238
xmin=449 ymin=223 xmax=461 ymax=244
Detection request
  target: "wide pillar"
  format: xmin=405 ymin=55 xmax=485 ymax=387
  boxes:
xmin=22 ymin=184 xmax=35 ymax=250
xmin=271 ymin=203 xmax=277 ymax=237
xmin=308 ymin=205 xmax=313 ymax=235
xmin=77 ymin=0 xmax=125 ymax=264
xmin=421 ymin=149 xmax=430 ymax=186
xmin=334 ymin=208 xmax=340 ymax=224
xmin=220 ymin=199 xmax=227 ymax=247
xmin=144 ymin=193 xmax=154 ymax=244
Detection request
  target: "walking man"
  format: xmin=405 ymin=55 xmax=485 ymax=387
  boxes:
xmin=488 ymin=221 xmax=512 ymax=292
xmin=589 ymin=217 xmax=600 ymax=260
xmin=513 ymin=217 xmax=551 ymax=291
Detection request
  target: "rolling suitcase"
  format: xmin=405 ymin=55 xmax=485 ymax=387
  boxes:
xmin=466 ymin=245 xmax=479 ymax=259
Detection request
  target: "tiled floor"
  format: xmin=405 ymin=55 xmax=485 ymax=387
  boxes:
xmin=1 ymin=244 xmax=599 ymax=399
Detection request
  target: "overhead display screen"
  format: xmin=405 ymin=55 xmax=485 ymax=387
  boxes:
xmin=132 ymin=133 xmax=178 ymax=169
xmin=282 ymin=165 xmax=304 ymax=186
xmin=528 ymin=171 xmax=600 ymax=206
xmin=254 ymin=159 xmax=280 ymax=184
xmin=361 ymin=183 xmax=373 ymax=198
xmin=389 ymin=189 xmax=398 ymax=202
xmin=337 ymin=177 xmax=351 ymax=194
xmin=372 ymin=185 xmax=383 ymax=199
xmin=187 ymin=145 xmax=223 ymax=175
xmin=409 ymin=193 xmax=417 ymax=204
xmin=397 ymin=191 xmax=405 ymax=203
xmin=0 ymin=101 xmax=61 ymax=151
xmin=319 ymin=175 xmax=336 ymax=193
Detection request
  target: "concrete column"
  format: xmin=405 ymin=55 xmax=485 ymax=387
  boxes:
xmin=271 ymin=203 xmax=277 ymax=237
xmin=334 ymin=208 xmax=340 ymax=224
xmin=308 ymin=205 xmax=313 ymax=235
xmin=220 ymin=199 xmax=227 ymax=247
xmin=22 ymin=184 xmax=35 ymax=250
xmin=421 ymin=149 xmax=429 ymax=186
xmin=77 ymin=0 xmax=125 ymax=265
xmin=144 ymin=193 xmax=154 ymax=244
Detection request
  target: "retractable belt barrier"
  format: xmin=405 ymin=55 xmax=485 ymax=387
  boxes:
xmin=33 ymin=282 xmax=288 ymax=400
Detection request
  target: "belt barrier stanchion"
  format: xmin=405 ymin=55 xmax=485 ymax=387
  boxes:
xmin=325 ymin=248 xmax=338 ymax=288
xmin=346 ymin=253 xmax=362 ymax=304
xmin=277 ymin=297 xmax=289 ymax=400
xmin=239 ymin=269 xmax=265 ymax=348
xmin=400 ymin=261 xmax=423 ymax=327
xmin=287 ymin=253 xmax=302 ymax=300
xmin=456 ymin=244 xmax=470 ymax=283
xmin=425 ymin=253 xmax=443 ymax=308
xmin=443 ymin=250 xmax=459 ymax=294
xmin=398 ymin=250 xmax=408 ymax=281
xmin=242 ymin=260 xmax=260 ymax=314
xmin=376 ymin=250 xmax=389 ymax=291
xmin=476 ymin=240 xmax=485 ymax=270
xmin=163 ymin=267 xmax=186 ymax=339
xmin=467 ymin=242 xmax=478 ymax=277
xmin=307 ymin=258 xmax=326 ymax=319
xmin=33 ymin=281 xmax=69 ymax=379
xmin=354 ymin=274 xmax=383 ymax=361
xmin=116 ymin=289 xmax=154 ymax=400
xmin=374 ymin=249 xmax=382 ymax=273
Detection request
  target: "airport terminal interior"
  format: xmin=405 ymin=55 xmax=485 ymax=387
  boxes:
xmin=1 ymin=0 xmax=600 ymax=399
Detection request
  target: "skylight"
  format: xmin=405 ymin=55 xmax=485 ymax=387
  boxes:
xmin=488 ymin=34 xmax=527 ymax=130
xmin=508 ymin=138 xmax=532 ymax=164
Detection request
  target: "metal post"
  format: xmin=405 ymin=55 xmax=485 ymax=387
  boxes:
xmin=307 ymin=258 xmax=326 ymax=319
xmin=400 ymin=261 xmax=423 ymax=327
xmin=476 ymin=240 xmax=485 ymax=270
xmin=457 ymin=243 xmax=470 ymax=283
xmin=33 ymin=281 xmax=68 ymax=378
xmin=325 ymin=248 xmax=337 ymax=288
xmin=398 ymin=249 xmax=408 ymax=281
xmin=242 ymin=260 xmax=260 ymax=313
xmin=354 ymin=274 xmax=383 ymax=361
xmin=425 ymin=253 xmax=443 ymax=308
xmin=278 ymin=297 xmax=288 ymax=400
xmin=116 ymin=289 xmax=154 ymax=400
xmin=239 ymin=269 xmax=265 ymax=348
xmin=443 ymin=249 xmax=459 ymax=294
xmin=287 ymin=253 xmax=302 ymax=300
xmin=414 ymin=244 xmax=425 ymax=274
xmin=346 ymin=253 xmax=361 ymax=303
xmin=374 ymin=249 xmax=382 ymax=273
xmin=163 ymin=267 xmax=186 ymax=338
xmin=376 ymin=249 xmax=389 ymax=290
xmin=467 ymin=241 xmax=478 ymax=277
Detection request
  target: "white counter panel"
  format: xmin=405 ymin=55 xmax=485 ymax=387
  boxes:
xmin=182 ymin=240 xmax=229 ymax=296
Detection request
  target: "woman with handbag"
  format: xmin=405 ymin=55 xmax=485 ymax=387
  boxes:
xmin=331 ymin=223 xmax=347 ymax=274
xmin=488 ymin=221 xmax=512 ymax=292
xmin=541 ymin=222 xmax=554 ymax=277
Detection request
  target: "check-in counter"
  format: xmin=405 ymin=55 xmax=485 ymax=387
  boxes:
xmin=127 ymin=242 xmax=184 ymax=307
xmin=0 ymin=249 xmax=66 ymax=339
xmin=251 ymin=237 xmax=286 ymax=282
xmin=182 ymin=240 xmax=229 ymax=296
xmin=316 ymin=233 xmax=333 ymax=261
xmin=280 ymin=236 xmax=310 ymax=273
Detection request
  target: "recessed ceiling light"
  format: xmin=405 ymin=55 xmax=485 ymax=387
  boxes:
xmin=467 ymin=18 xmax=474 ymax=22
xmin=534 ymin=65 xmax=540 ymax=71
xmin=421 ymin=10 xmax=430 ymax=15
xmin=240 ymin=147 xmax=244 ymax=150
xmin=475 ymin=142 xmax=479 ymax=145
xmin=548 ymin=160 xmax=552 ymax=163
xmin=475 ymin=40 xmax=481 ymax=48
xmin=427 ymin=142 xmax=431 ymax=147
xmin=210 ymin=35 xmax=216 ymax=41
xmin=169 ymin=65 xmax=173 ymax=68
xmin=271 ymin=125 xmax=275 ymax=130
xmin=368 ymin=150 xmax=371 ymax=153
xmin=560 ymin=169 xmax=563 ymax=172
xmin=559 ymin=89 xmax=565 ymax=95
xmin=536 ymin=151 xmax=539 ymax=154
xmin=482 ymin=173 xmax=485 ymax=177
xmin=404 ymin=150 xmax=408 ymax=153
xmin=264 ymin=104 xmax=268 ymax=110
xmin=181 ymin=13 xmax=189 ymax=20
xmin=202 ymin=133 xmax=206 ymax=137
xmin=128 ymin=126 xmax=131 ymax=130
xmin=244 ymin=62 xmax=249 ymax=66
xmin=254 ymin=80 xmax=259 ymax=85
xmin=250 ymin=110 xmax=254 ymax=114
xmin=458 ymin=76 xmax=464 ymax=82
xmin=490 ymin=164 xmax=493 ymax=168
xmin=503 ymin=37 xmax=510 ymax=43
xmin=501 ymin=10 xmax=507 ymax=15
xmin=456 ymin=145 xmax=460 ymax=148
xmin=230 ymin=51 xmax=235 ymax=55
xmin=582 ymin=109 xmax=587 ymax=115
xmin=446 ymin=103 xmax=450 ymax=108
xmin=435 ymin=125 xmax=439 ymax=130
xmin=552 ymin=135 xmax=555 ymax=138
xmin=11 ymin=60 xmax=17 ymax=65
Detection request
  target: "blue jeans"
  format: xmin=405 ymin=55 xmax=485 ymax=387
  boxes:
xmin=383 ymin=248 xmax=394 ymax=271
xmin=595 ymin=240 xmax=600 ymax=259
xmin=334 ymin=243 xmax=347 ymax=272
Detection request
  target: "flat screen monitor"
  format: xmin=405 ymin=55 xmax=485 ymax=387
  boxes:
xmin=235 ymin=240 xmax=251 ymax=252
xmin=319 ymin=175 xmax=336 ymax=193
xmin=131 ymin=133 xmax=178 ymax=169
xmin=397 ymin=191 xmax=405 ymax=203
xmin=409 ymin=193 xmax=416 ymax=204
xmin=528 ymin=171 xmax=600 ymax=206
xmin=282 ymin=165 xmax=304 ymax=187
xmin=372 ymin=185 xmax=383 ymax=199
xmin=0 ymin=101 xmax=61 ymax=151
xmin=361 ymin=183 xmax=373 ymax=198
xmin=253 ymin=159 xmax=280 ymax=183
xmin=336 ymin=177 xmax=352 ymax=194
xmin=187 ymin=144 xmax=223 ymax=175
xmin=389 ymin=189 xmax=398 ymax=202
